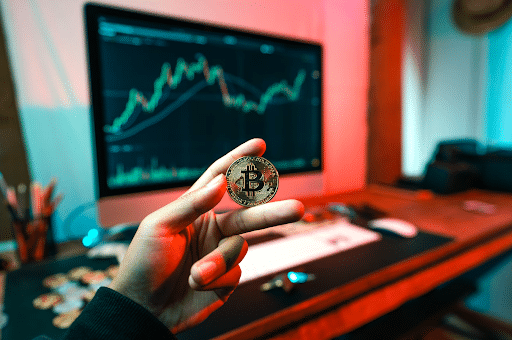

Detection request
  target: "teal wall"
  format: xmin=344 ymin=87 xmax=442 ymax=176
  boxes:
xmin=403 ymin=0 xmax=512 ymax=325
xmin=464 ymin=6 xmax=512 ymax=325
xmin=487 ymin=19 xmax=512 ymax=147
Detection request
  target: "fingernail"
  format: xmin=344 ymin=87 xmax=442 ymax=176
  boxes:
xmin=206 ymin=174 xmax=223 ymax=188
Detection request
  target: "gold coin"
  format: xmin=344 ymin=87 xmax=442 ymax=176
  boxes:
xmin=43 ymin=273 xmax=68 ymax=289
xmin=52 ymin=309 xmax=81 ymax=329
xmin=226 ymin=156 xmax=279 ymax=207
xmin=33 ymin=293 xmax=63 ymax=310
xmin=67 ymin=266 xmax=93 ymax=281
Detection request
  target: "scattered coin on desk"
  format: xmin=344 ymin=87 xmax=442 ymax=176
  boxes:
xmin=67 ymin=266 xmax=93 ymax=281
xmin=53 ymin=299 xmax=84 ymax=315
xmin=43 ymin=273 xmax=69 ymax=289
xmin=33 ymin=293 xmax=63 ymax=310
xmin=32 ymin=265 xmax=115 ymax=329
xmin=52 ymin=309 xmax=81 ymax=329
xmin=106 ymin=264 xmax=119 ymax=279
xmin=226 ymin=156 xmax=279 ymax=207
xmin=81 ymin=270 xmax=108 ymax=285
xmin=0 ymin=308 xmax=7 ymax=329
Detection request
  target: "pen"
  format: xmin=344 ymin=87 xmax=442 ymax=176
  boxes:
xmin=6 ymin=186 xmax=18 ymax=211
xmin=31 ymin=182 xmax=42 ymax=219
xmin=42 ymin=178 xmax=57 ymax=207
xmin=5 ymin=203 xmax=20 ymax=222
xmin=0 ymin=172 xmax=8 ymax=199
xmin=17 ymin=183 xmax=27 ymax=221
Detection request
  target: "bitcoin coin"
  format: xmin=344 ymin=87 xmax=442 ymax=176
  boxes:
xmin=226 ymin=156 xmax=279 ymax=207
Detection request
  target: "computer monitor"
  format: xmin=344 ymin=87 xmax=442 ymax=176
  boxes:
xmin=85 ymin=3 xmax=323 ymax=227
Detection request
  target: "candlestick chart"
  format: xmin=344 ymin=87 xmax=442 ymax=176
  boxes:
xmin=104 ymin=54 xmax=306 ymax=141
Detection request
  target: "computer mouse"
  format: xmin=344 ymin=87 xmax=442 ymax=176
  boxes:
xmin=367 ymin=218 xmax=418 ymax=238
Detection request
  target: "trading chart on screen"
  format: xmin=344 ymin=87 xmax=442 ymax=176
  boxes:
xmin=90 ymin=13 xmax=322 ymax=194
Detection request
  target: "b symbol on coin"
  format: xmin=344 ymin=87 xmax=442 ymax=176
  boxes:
xmin=226 ymin=156 xmax=279 ymax=207
xmin=242 ymin=163 xmax=264 ymax=197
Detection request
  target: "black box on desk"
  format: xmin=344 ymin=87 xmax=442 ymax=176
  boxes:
xmin=422 ymin=161 xmax=480 ymax=194
xmin=482 ymin=150 xmax=512 ymax=192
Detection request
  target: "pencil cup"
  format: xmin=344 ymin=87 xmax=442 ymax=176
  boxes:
xmin=3 ymin=179 xmax=62 ymax=264
xmin=12 ymin=216 xmax=56 ymax=264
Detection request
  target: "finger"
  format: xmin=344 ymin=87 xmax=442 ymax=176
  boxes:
xmin=192 ymin=266 xmax=241 ymax=292
xmin=140 ymin=174 xmax=226 ymax=234
xmin=187 ymin=138 xmax=266 ymax=193
xmin=189 ymin=235 xmax=248 ymax=289
xmin=216 ymin=199 xmax=305 ymax=236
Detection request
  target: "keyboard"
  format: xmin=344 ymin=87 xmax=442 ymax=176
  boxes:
xmin=239 ymin=219 xmax=381 ymax=284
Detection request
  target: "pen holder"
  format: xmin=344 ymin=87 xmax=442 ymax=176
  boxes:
xmin=12 ymin=216 xmax=56 ymax=264
xmin=3 ymin=179 xmax=62 ymax=264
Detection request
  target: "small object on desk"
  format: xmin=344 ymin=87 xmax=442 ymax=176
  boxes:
xmin=82 ymin=223 xmax=138 ymax=248
xmin=327 ymin=203 xmax=357 ymax=220
xmin=287 ymin=271 xmax=316 ymax=284
xmin=87 ymin=242 xmax=128 ymax=263
xmin=0 ymin=172 xmax=8 ymax=198
xmin=0 ymin=256 xmax=12 ymax=271
xmin=330 ymin=203 xmax=388 ymax=226
xmin=33 ymin=293 xmax=63 ymax=310
xmin=106 ymin=264 xmax=119 ymax=279
xmin=367 ymin=217 xmax=418 ymax=238
xmin=16 ymin=183 xmax=27 ymax=221
xmin=2 ymin=177 xmax=62 ymax=263
xmin=24 ymin=263 xmax=115 ymax=332
xmin=462 ymin=200 xmax=496 ymax=215
xmin=328 ymin=203 xmax=365 ymax=226
xmin=53 ymin=299 xmax=84 ymax=315
xmin=260 ymin=271 xmax=316 ymax=293
xmin=416 ymin=189 xmax=434 ymax=201
xmin=302 ymin=205 xmax=336 ymax=223
xmin=81 ymin=270 xmax=108 ymax=286
xmin=43 ymin=273 xmax=69 ymax=289
xmin=67 ymin=266 xmax=93 ymax=281
xmin=52 ymin=309 xmax=81 ymax=329
xmin=0 ymin=309 xmax=7 ymax=329
xmin=83 ymin=290 xmax=96 ymax=303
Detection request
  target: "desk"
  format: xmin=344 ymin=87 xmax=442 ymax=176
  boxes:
xmin=202 ymin=186 xmax=512 ymax=340
xmin=2 ymin=186 xmax=512 ymax=340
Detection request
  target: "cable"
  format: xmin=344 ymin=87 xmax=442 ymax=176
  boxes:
xmin=60 ymin=200 xmax=97 ymax=240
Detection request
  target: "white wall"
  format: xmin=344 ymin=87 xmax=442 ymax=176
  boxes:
xmin=402 ymin=0 xmax=487 ymax=177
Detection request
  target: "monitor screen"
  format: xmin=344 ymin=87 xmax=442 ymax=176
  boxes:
xmin=85 ymin=3 xmax=323 ymax=226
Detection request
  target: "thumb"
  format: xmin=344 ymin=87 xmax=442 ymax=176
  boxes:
xmin=188 ymin=235 xmax=248 ymax=289
xmin=140 ymin=174 xmax=226 ymax=234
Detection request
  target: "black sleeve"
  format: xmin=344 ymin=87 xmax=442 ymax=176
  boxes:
xmin=61 ymin=287 xmax=177 ymax=340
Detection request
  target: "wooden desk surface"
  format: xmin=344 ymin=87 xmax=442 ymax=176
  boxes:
xmin=2 ymin=186 xmax=512 ymax=340
xmin=215 ymin=186 xmax=512 ymax=340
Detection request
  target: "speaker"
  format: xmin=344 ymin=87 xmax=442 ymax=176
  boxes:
xmin=482 ymin=150 xmax=512 ymax=192
xmin=423 ymin=161 xmax=479 ymax=194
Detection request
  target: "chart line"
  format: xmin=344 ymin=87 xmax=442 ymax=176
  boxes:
xmin=104 ymin=54 xmax=306 ymax=134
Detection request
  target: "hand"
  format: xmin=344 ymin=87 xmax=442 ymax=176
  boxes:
xmin=108 ymin=139 xmax=304 ymax=333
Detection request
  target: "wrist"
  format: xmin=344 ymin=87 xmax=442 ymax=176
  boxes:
xmin=108 ymin=278 xmax=180 ymax=331
xmin=108 ymin=278 xmax=155 ymax=316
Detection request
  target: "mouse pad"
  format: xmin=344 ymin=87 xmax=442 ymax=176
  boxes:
xmin=177 ymin=230 xmax=453 ymax=339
